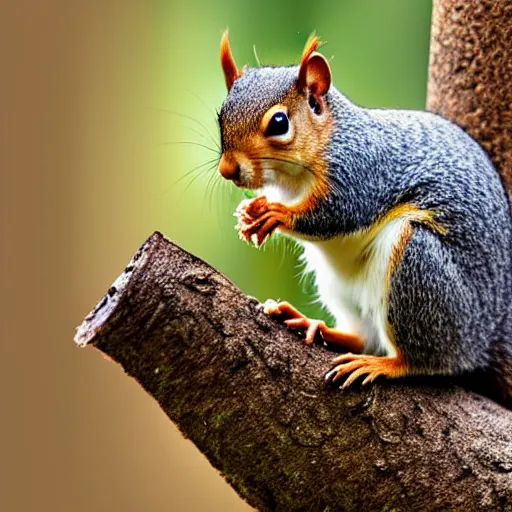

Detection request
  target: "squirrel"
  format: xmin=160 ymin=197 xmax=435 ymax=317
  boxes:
xmin=217 ymin=31 xmax=512 ymax=407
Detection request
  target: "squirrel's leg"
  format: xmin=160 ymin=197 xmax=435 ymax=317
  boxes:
xmin=385 ymin=226 xmax=488 ymax=378
xmin=237 ymin=197 xmax=365 ymax=352
xmin=326 ymin=226 xmax=488 ymax=389
xmin=264 ymin=300 xmax=364 ymax=353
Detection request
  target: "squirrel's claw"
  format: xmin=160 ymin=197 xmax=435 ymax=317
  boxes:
xmin=264 ymin=300 xmax=365 ymax=352
xmin=265 ymin=300 xmax=321 ymax=344
xmin=284 ymin=317 xmax=325 ymax=345
xmin=325 ymin=354 xmax=408 ymax=389
xmin=234 ymin=196 xmax=289 ymax=246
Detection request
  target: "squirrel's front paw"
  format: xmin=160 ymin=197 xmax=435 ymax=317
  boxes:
xmin=234 ymin=196 xmax=289 ymax=247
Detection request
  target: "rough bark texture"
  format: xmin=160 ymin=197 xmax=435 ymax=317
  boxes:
xmin=75 ymin=233 xmax=512 ymax=511
xmin=427 ymin=0 xmax=512 ymax=195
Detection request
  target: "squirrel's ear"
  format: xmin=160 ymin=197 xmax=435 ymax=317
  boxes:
xmin=298 ymin=35 xmax=331 ymax=96
xmin=220 ymin=30 xmax=243 ymax=91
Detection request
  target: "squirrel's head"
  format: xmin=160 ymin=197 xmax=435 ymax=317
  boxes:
xmin=218 ymin=32 xmax=334 ymax=205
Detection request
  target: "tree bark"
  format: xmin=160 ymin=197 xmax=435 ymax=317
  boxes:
xmin=75 ymin=233 xmax=512 ymax=511
xmin=75 ymin=2 xmax=512 ymax=510
xmin=427 ymin=0 xmax=512 ymax=195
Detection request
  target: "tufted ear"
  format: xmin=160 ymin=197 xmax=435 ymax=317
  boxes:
xmin=220 ymin=30 xmax=244 ymax=91
xmin=298 ymin=35 xmax=331 ymax=96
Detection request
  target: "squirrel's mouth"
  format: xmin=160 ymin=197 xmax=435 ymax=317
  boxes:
xmin=218 ymin=152 xmax=261 ymax=189
xmin=218 ymin=156 xmax=264 ymax=190
xmin=219 ymin=152 xmax=311 ymax=193
xmin=226 ymin=174 xmax=258 ymax=190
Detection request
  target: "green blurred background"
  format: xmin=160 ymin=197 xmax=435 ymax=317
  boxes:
xmin=2 ymin=1 xmax=431 ymax=510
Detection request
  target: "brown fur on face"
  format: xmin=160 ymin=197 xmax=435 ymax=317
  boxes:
xmin=218 ymin=34 xmax=334 ymax=214
xmin=220 ymin=81 xmax=334 ymax=212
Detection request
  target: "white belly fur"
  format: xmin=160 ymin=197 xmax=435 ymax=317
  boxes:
xmin=300 ymin=216 xmax=411 ymax=356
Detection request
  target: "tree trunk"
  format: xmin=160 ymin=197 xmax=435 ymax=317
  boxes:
xmin=75 ymin=1 xmax=512 ymax=510
xmin=427 ymin=0 xmax=512 ymax=194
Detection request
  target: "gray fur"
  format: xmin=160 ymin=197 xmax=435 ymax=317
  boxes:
xmin=220 ymin=66 xmax=512 ymax=380
xmin=299 ymin=87 xmax=512 ymax=376
xmin=219 ymin=66 xmax=298 ymax=150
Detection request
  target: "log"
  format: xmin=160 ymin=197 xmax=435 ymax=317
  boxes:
xmin=75 ymin=232 xmax=512 ymax=511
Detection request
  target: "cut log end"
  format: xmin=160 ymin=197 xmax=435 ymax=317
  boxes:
xmin=74 ymin=232 xmax=163 ymax=347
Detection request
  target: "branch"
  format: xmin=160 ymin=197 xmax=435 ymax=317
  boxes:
xmin=75 ymin=233 xmax=512 ymax=511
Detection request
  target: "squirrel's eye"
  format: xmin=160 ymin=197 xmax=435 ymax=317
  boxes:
xmin=265 ymin=112 xmax=289 ymax=137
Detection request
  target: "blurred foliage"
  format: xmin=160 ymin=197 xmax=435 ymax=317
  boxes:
xmin=147 ymin=0 xmax=432 ymax=321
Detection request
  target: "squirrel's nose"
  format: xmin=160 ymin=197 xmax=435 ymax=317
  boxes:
xmin=218 ymin=154 xmax=241 ymax=181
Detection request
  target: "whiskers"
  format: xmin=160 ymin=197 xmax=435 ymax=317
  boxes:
xmin=252 ymin=155 xmax=317 ymax=176
xmin=159 ymin=140 xmax=220 ymax=154
xmin=204 ymin=163 xmax=223 ymax=212
xmin=150 ymin=107 xmax=220 ymax=152
xmin=152 ymin=93 xmax=241 ymax=240
xmin=152 ymin=94 xmax=222 ymax=194
xmin=173 ymin=157 xmax=219 ymax=191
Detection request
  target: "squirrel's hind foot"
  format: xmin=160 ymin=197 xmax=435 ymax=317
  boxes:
xmin=325 ymin=353 xmax=408 ymax=389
